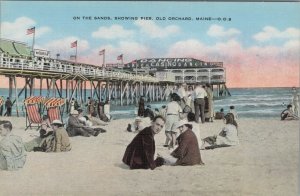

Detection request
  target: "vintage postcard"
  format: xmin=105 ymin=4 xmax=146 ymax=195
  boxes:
xmin=0 ymin=1 xmax=299 ymax=195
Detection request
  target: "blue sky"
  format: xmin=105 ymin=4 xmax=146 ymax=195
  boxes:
xmin=1 ymin=1 xmax=300 ymax=87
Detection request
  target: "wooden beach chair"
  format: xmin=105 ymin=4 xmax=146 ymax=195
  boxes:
xmin=24 ymin=96 xmax=44 ymax=130
xmin=44 ymin=98 xmax=65 ymax=123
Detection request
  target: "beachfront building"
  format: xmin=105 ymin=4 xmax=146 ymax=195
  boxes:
xmin=124 ymin=58 xmax=231 ymax=97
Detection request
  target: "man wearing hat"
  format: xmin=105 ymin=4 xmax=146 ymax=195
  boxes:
xmin=67 ymin=110 xmax=99 ymax=137
xmin=51 ymin=120 xmax=71 ymax=152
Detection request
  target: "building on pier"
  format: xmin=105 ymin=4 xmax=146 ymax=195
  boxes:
xmin=124 ymin=58 xmax=231 ymax=97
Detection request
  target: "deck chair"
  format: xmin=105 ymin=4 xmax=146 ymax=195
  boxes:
xmin=24 ymin=96 xmax=43 ymax=130
xmin=44 ymin=98 xmax=65 ymax=123
xmin=47 ymin=107 xmax=61 ymax=123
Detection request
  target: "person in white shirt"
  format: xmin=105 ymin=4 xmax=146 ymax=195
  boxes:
xmin=164 ymin=93 xmax=182 ymax=149
xmin=193 ymin=83 xmax=207 ymax=123
xmin=104 ymin=100 xmax=111 ymax=120
xmin=201 ymin=113 xmax=239 ymax=149
xmin=177 ymin=83 xmax=187 ymax=109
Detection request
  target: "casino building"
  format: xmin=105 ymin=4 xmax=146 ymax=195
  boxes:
xmin=124 ymin=58 xmax=231 ymax=97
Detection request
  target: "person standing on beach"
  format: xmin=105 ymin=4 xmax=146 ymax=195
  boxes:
xmin=291 ymin=87 xmax=299 ymax=117
xmin=164 ymin=93 xmax=182 ymax=149
xmin=193 ymin=83 xmax=207 ymax=123
xmin=137 ymin=96 xmax=145 ymax=117
xmin=205 ymin=84 xmax=214 ymax=122
xmin=5 ymin=97 xmax=12 ymax=116
xmin=229 ymin=106 xmax=238 ymax=121
xmin=122 ymin=116 xmax=166 ymax=170
xmin=0 ymin=120 xmax=26 ymax=170
xmin=0 ymin=96 xmax=4 ymax=116
xmin=177 ymin=83 xmax=188 ymax=109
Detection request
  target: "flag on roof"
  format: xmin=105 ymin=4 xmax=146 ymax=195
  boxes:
xmin=117 ymin=54 xmax=123 ymax=60
xmin=71 ymin=40 xmax=77 ymax=48
xmin=99 ymin=49 xmax=105 ymax=55
xmin=27 ymin=27 xmax=35 ymax=35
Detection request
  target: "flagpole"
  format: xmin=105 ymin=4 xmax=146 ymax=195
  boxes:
xmin=135 ymin=62 xmax=137 ymax=75
xmin=103 ymin=51 xmax=105 ymax=68
xmin=32 ymin=28 xmax=35 ymax=57
xmin=75 ymin=43 xmax=78 ymax=64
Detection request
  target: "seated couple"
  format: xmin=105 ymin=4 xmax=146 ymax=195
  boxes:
xmin=25 ymin=119 xmax=71 ymax=153
xmin=122 ymin=116 xmax=204 ymax=170
xmin=201 ymin=113 xmax=239 ymax=150
xmin=66 ymin=110 xmax=106 ymax=137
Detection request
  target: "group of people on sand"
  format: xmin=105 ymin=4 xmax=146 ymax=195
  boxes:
xmin=122 ymin=82 xmax=240 ymax=170
xmin=0 ymin=103 xmax=109 ymax=170
xmin=69 ymin=97 xmax=111 ymax=123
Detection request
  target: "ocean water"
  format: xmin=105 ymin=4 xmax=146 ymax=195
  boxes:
xmin=0 ymin=87 xmax=298 ymax=119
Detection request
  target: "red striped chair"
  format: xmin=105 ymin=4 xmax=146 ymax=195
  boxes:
xmin=47 ymin=107 xmax=61 ymax=123
xmin=24 ymin=96 xmax=44 ymax=130
xmin=44 ymin=98 xmax=65 ymax=123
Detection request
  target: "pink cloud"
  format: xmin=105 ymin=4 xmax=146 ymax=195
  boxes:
xmin=166 ymin=39 xmax=299 ymax=88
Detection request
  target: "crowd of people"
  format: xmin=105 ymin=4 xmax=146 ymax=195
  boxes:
xmin=0 ymin=86 xmax=299 ymax=171
xmin=122 ymin=83 xmax=241 ymax=170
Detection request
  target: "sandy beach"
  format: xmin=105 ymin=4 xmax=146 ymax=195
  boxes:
xmin=0 ymin=116 xmax=298 ymax=196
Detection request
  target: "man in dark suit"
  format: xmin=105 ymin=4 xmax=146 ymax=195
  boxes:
xmin=122 ymin=115 xmax=165 ymax=170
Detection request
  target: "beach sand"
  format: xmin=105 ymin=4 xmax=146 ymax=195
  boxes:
xmin=0 ymin=116 xmax=298 ymax=196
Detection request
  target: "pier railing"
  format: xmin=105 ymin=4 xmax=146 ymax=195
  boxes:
xmin=0 ymin=54 xmax=159 ymax=83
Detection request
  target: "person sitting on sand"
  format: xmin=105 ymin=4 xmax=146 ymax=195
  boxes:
xmin=88 ymin=113 xmax=108 ymax=127
xmin=51 ymin=120 xmax=71 ymax=152
xmin=281 ymin=104 xmax=299 ymax=120
xmin=187 ymin=112 xmax=202 ymax=149
xmin=169 ymin=120 xmax=204 ymax=166
xmin=77 ymin=109 xmax=107 ymax=133
xmin=126 ymin=117 xmax=148 ymax=133
xmin=67 ymin=110 xmax=100 ymax=137
xmin=24 ymin=128 xmax=53 ymax=152
xmin=41 ymin=115 xmax=53 ymax=132
xmin=214 ymin=108 xmax=225 ymax=120
xmin=122 ymin=116 xmax=166 ymax=170
xmin=0 ymin=120 xmax=26 ymax=170
xmin=201 ymin=113 xmax=239 ymax=150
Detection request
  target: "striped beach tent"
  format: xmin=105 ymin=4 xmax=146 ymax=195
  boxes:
xmin=43 ymin=98 xmax=65 ymax=123
xmin=0 ymin=96 xmax=4 ymax=106
xmin=24 ymin=96 xmax=44 ymax=130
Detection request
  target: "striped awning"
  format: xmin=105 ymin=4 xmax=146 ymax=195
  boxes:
xmin=24 ymin=96 xmax=44 ymax=105
xmin=43 ymin=98 xmax=65 ymax=108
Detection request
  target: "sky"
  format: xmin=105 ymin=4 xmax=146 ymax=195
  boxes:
xmin=1 ymin=1 xmax=300 ymax=88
